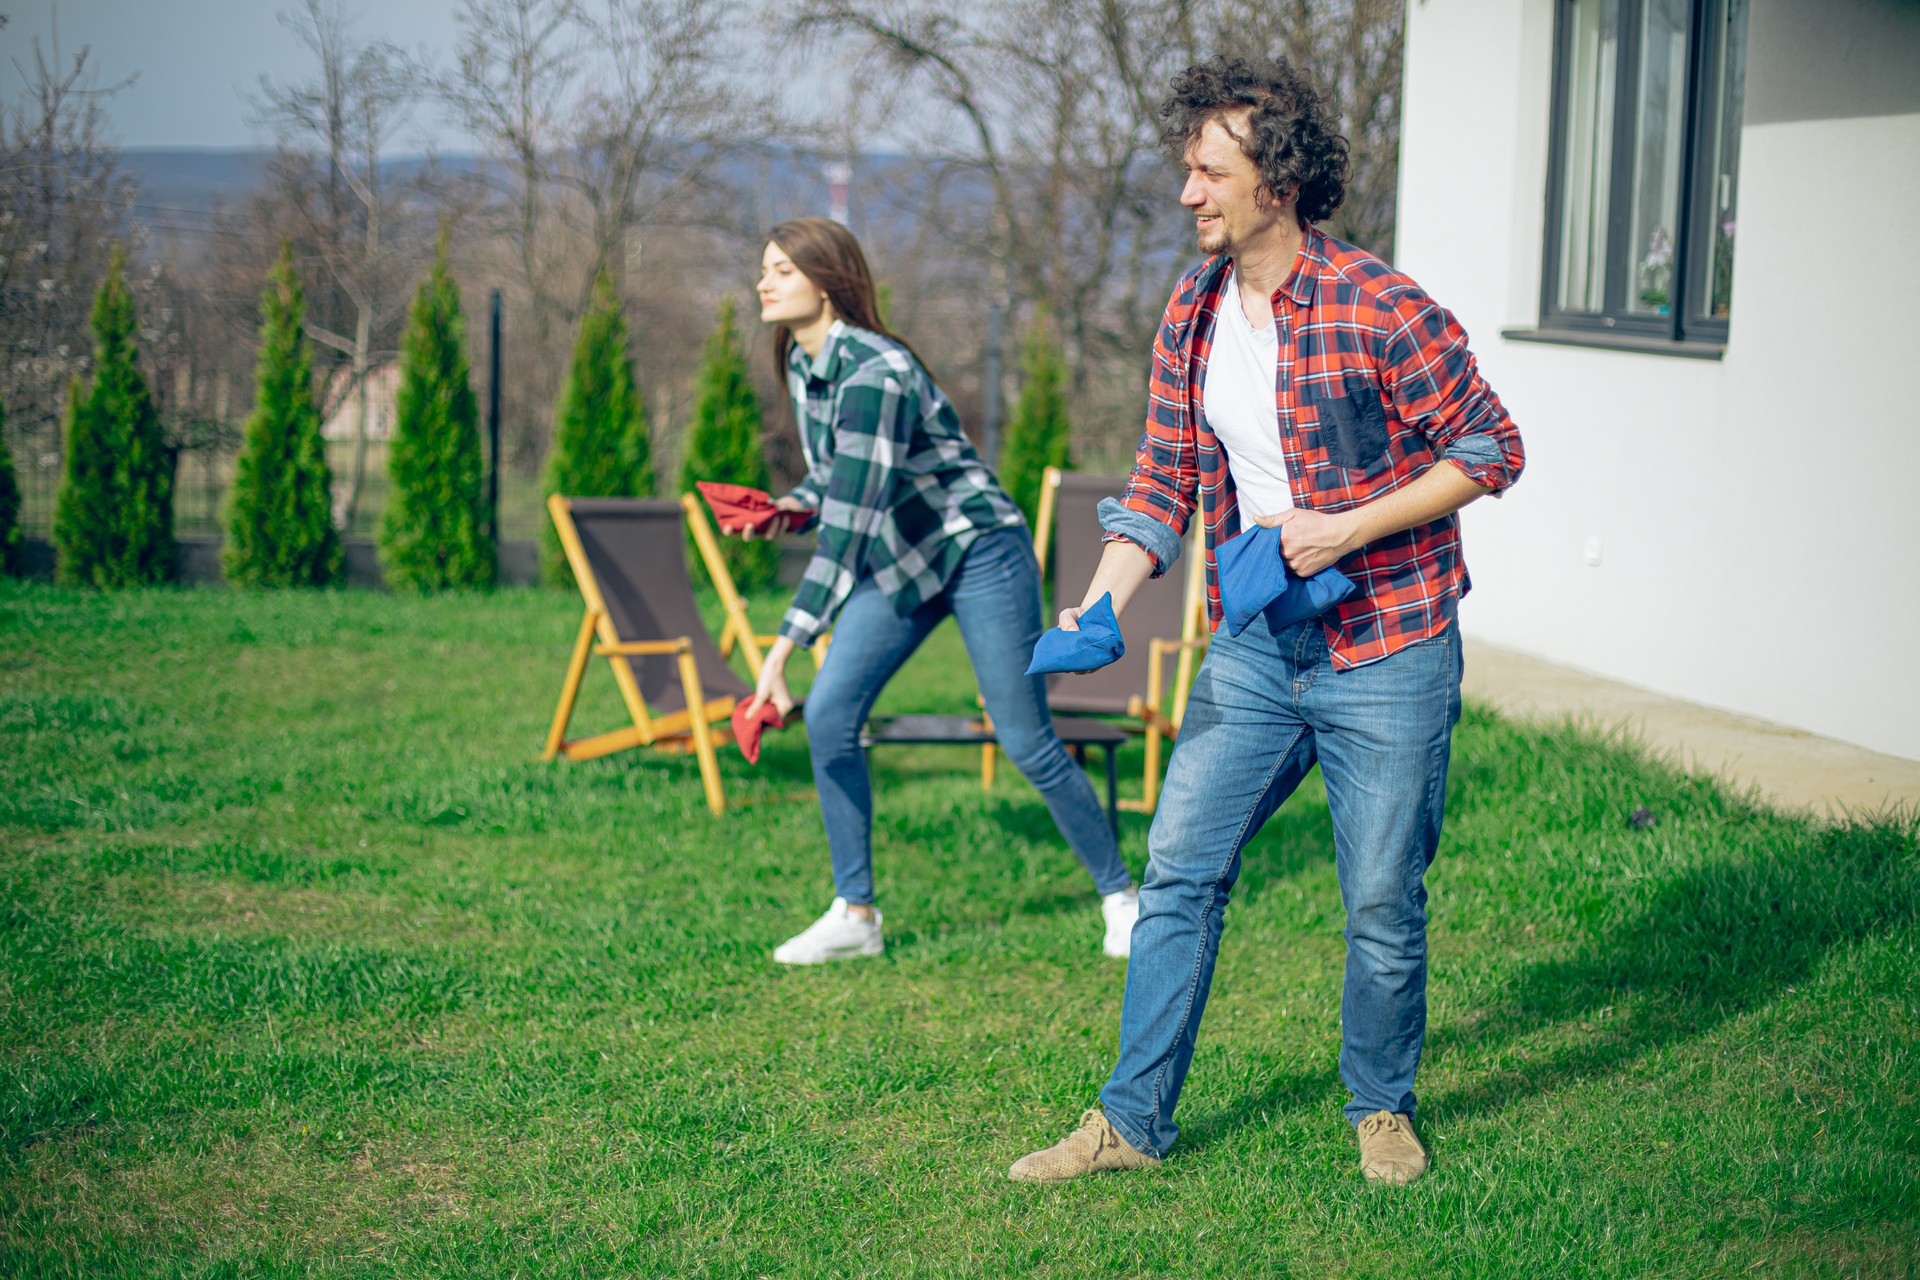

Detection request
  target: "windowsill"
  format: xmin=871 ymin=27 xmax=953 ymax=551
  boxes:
xmin=1500 ymin=327 xmax=1725 ymax=360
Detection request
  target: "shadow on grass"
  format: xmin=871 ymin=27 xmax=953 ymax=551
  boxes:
xmin=1007 ymin=888 xmax=1091 ymax=921
xmin=1180 ymin=1065 xmax=1348 ymax=1154
xmin=1234 ymin=798 xmax=1339 ymax=901
xmin=984 ymin=797 xmax=1142 ymax=853
xmin=1182 ymin=807 xmax=1919 ymax=1150
xmin=1424 ymin=814 xmax=1920 ymax=1120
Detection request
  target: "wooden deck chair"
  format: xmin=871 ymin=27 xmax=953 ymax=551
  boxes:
xmin=542 ymin=495 xmax=750 ymax=816
xmin=987 ymin=467 xmax=1207 ymax=813
xmin=679 ymin=492 xmax=828 ymax=678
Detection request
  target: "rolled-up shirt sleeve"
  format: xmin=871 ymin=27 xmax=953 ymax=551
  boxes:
xmin=1380 ymin=289 xmax=1525 ymax=494
xmin=1098 ymin=498 xmax=1182 ymax=573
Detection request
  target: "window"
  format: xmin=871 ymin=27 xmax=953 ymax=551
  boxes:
xmin=1540 ymin=0 xmax=1748 ymax=346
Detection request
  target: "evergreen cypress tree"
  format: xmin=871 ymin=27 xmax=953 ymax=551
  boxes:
xmin=378 ymin=235 xmax=495 ymax=592
xmin=51 ymin=376 xmax=97 ymax=581
xmin=998 ymin=308 xmax=1072 ymax=530
xmin=678 ymin=297 xmax=775 ymax=592
xmin=540 ymin=270 xmax=653 ymax=588
xmin=224 ymin=243 xmax=342 ymax=588
xmin=52 ymin=243 xmax=176 ymax=587
xmin=0 ymin=397 xmax=22 ymax=578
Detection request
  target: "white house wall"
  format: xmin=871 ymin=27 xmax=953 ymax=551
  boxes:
xmin=1397 ymin=0 xmax=1920 ymax=761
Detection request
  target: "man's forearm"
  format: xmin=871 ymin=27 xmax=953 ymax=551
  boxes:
xmin=1264 ymin=459 xmax=1495 ymax=577
xmin=1077 ymin=539 xmax=1159 ymax=618
xmin=1346 ymin=460 xmax=1492 ymax=546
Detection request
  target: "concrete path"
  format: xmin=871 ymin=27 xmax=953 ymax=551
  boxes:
xmin=1462 ymin=639 xmax=1920 ymax=822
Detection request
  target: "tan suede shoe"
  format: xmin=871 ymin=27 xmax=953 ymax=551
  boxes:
xmin=1009 ymin=1108 xmax=1160 ymax=1183
xmin=1356 ymin=1110 xmax=1428 ymax=1186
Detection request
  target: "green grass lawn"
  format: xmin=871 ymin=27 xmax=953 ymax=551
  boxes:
xmin=2 ymin=582 xmax=1915 ymax=1278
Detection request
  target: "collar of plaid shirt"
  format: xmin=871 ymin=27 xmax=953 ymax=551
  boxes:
xmin=801 ymin=319 xmax=854 ymax=384
xmin=1108 ymin=223 xmax=1525 ymax=671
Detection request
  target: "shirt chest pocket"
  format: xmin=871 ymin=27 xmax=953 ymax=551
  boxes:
xmin=1309 ymin=381 xmax=1391 ymax=474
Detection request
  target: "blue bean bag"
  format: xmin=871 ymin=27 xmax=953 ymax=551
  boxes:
xmin=1216 ymin=523 xmax=1357 ymax=638
xmin=1026 ymin=592 xmax=1126 ymax=675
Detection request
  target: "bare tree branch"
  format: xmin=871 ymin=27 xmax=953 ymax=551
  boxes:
xmin=249 ymin=0 xmax=432 ymax=529
xmin=0 ymin=16 xmax=140 ymax=519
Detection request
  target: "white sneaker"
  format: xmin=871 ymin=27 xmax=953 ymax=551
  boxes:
xmin=1101 ymin=886 xmax=1139 ymax=959
xmin=773 ymin=897 xmax=885 ymax=965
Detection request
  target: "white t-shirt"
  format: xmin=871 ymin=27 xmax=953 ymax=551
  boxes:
xmin=1203 ymin=270 xmax=1295 ymax=518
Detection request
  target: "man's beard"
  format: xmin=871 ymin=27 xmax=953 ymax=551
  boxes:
xmin=1196 ymin=219 xmax=1229 ymax=255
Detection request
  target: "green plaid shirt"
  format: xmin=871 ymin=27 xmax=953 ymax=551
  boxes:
xmin=779 ymin=321 xmax=1023 ymax=646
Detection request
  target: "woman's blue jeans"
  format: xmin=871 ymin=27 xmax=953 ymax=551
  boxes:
xmin=804 ymin=526 xmax=1131 ymax=906
xmin=1097 ymin=608 xmax=1463 ymax=1157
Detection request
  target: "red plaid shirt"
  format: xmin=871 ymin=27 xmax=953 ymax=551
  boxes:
xmin=1107 ymin=225 xmax=1526 ymax=669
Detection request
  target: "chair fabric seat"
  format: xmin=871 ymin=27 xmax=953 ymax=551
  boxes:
xmin=567 ymin=498 xmax=751 ymax=714
xmin=543 ymin=494 xmax=756 ymax=816
xmin=1044 ymin=473 xmax=1189 ymax=711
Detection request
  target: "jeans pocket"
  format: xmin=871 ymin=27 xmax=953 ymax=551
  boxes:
xmin=1313 ymin=386 xmax=1391 ymax=474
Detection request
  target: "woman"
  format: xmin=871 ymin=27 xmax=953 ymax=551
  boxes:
xmin=738 ymin=216 xmax=1137 ymax=965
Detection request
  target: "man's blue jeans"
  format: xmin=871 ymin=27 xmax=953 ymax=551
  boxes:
xmin=1098 ymin=607 xmax=1462 ymax=1156
xmin=805 ymin=526 xmax=1132 ymax=906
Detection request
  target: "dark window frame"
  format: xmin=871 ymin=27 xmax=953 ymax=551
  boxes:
xmin=1536 ymin=0 xmax=1738 ymax=349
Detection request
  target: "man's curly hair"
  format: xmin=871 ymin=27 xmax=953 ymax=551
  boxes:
xmin=1161 ymin=54 xmax=1350 ymax=224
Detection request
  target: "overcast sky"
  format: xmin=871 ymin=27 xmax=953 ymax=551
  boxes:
xmin=3 ymin=0 xmax=484 ymax=150
xmin=3 ymin=0 xmax=924 ymax=164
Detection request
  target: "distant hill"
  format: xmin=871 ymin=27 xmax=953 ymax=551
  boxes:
xmin=116 ymin=146 xmax=933 ymax=213
xmin=119 ymin=149 xmax=275 ymax=209
xmin=119 ymin=148 xmax=482 ymax=216
xmin=118 ymin=149 xmax=512 ymax=257
xmin=113 ymin=145 xmax=983 ymax=258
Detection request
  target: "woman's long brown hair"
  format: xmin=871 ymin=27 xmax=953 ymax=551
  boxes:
xmin=767 ymin=216 xmax=931 ymax=381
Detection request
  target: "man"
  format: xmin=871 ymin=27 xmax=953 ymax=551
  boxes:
xmin=1009 ymin=54 xmax=1524 ymax=1187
